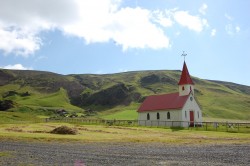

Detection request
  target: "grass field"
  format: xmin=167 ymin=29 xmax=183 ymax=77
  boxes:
xmin=101 ymin=110 xmax=138 ymax=120
xmin=0 ymin=123 xmax=249 ymax=144
xmin=0 ymin=84 xmax=84 ymax=112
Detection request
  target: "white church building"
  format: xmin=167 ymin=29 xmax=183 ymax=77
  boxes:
xmin=137 ymin=61 xmax=202 ymax=127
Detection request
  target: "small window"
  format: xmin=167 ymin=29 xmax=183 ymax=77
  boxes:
xmin=190 ymin=97 xmax=193 ymax=101
xmin=185 ymin=111 xmax=187 ymax=118
xmin=182 ymin=86 xmax=185 ymax=91
xmin=157 ymin=112 xmax=160 ymax=120
xmin=147 ymin=113 xmax=150 ymax=120
xmin=197 ymin=111 xmax=199 ymax=118
xmin=167 ymin=112 xmax=170 ymax=120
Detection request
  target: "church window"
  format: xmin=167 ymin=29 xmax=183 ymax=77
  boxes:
xmin=147 ymin=113 xmax=150 ymax=120
xmin=198 ymin=111 xmax=199 ymax=118
xmin=157 ymin=112 xmax=160 ymax=120
xmin=190 ymin=97 xmax=193 ymax=101
xmin=167 ymin=112 xmax=170 ymax=120
xmin=182 ymin=86 xmax=185 ymax=91
xmin=185 ymin=111 xmax=187 ymax=118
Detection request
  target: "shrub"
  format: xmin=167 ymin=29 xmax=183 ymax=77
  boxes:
xmin=0 ymin=100 xmax=15 ymax=111
xmin=50 ymin=126 xmax=78 ymax=135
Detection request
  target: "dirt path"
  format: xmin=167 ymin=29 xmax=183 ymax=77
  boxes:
xmin=0 ymin=141 xmax=249 ymax=166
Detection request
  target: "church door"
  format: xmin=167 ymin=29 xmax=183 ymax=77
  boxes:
xmin=189 ymin=111 xmax=194 ymax=127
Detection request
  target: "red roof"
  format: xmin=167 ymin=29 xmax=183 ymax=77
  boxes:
xmin=137 ymin=92 xmax=189 ymax=112
xmin=178 ymin=61 xmax=194 ymax=85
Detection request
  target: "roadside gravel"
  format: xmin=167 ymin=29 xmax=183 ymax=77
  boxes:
xmin=0 ymin=141 xmax=249 ymax=166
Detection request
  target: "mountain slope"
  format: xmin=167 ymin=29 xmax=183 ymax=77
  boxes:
xmin=0 ymin=69 xmax=250 ymax=120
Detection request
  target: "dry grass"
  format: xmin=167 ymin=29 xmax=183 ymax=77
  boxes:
xmin=0 ymin=123 xmax=249 ymax=145
xmin=50 ymin=126 xmax=78 ymax=135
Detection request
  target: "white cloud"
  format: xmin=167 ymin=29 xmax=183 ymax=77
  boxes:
xmin=63 ymin=4 xmax=171 ymax=50
xmin=235 ymin=26 xmax=240 ymax=33
xmin=118 ymin=68 xmax=128 ymax=73
xmin=199 ymin=3 xmax=207 ymax=15
xmin=225 ymin=24 xmax=240 ymax=35
xmin=175 ymin=31 xmax=181 ymax=36
xmin=152 ymin=10 xmax=173 ymax=27
xmin=1 ymin=64 xmax=33 ymax=70
xmin=0 ymin=0 xmax=79 ymax=56
xmin=0 ymin=27 xmax=41 ymax=57
xmin=211 ymin=29 xmax=216 ymax=37
xmin=224 ymin=13 xmax=240 ymax=35
xmin=173 ymin=11 xmax=208 ymax=32
xmin=0 ymin=0 xmax=171 ymax=56
xmin=225 ymin=24 xmax=233 ymax=35
xmin=110 ymin=7 xmax=170 ymax=50
xmin=35 ymin=56 xmax=48 ymax=62
xmin=0 ymin=0 xmax=214 ymax=56
xmin=225 ymin=13 xmax=233 ymax=21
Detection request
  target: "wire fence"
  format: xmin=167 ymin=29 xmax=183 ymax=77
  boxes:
xmin=44 ymin=118 xmax=250 ymax=133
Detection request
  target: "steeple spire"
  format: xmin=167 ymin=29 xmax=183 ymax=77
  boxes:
xmin=178 ymin=61 xmax=194 ymax=85
xmin=178 ymin=60 xmax=195 ymax=96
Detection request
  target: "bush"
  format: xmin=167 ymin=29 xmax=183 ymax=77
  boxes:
xmin=0 ymin=100 xmax=15 ymax=111
xmin=50 ymin=126 xmax=78 ymax=135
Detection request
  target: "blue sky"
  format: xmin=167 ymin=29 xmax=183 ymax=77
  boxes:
xmin=0 ymin=0 xmax=250 ymax=86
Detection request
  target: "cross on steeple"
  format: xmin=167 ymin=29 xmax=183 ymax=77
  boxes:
xmin=181 ymin=51 xmax=187 ymax=61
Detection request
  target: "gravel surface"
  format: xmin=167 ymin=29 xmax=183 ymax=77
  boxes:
xmin=0 ymin=141 xmax=249 ymax=166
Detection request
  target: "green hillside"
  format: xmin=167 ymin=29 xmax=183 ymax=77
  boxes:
xmin=0 ymin=69 xmax=250 ymax=121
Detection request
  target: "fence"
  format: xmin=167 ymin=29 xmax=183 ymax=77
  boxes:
xmin=45 ymin=118 xmax=250 ymax=133
xmin=45 ymin=118 xmax=138 ymax=126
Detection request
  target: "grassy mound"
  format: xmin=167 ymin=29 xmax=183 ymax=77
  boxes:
xmin=50 ymin=126 xmax=77 ymax=135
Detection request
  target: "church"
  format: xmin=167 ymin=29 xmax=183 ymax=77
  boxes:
xmin=137 ymin=60 xmax=202 ymax=127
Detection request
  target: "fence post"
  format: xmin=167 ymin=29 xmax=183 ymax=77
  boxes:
xmin=226 ymin=122 xmax=228 ymax=132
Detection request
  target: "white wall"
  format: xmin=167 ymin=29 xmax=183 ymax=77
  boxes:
xmin=179 ymin=84 xmax=194 ymax=96
xmin=138 ymin=110 xmax=183 ymax=127
xmin=181 ymin=93 xmax=202 ymax=127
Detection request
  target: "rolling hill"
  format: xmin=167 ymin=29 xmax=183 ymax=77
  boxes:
xmin=0 ymin=69 xmax=250 ymax=121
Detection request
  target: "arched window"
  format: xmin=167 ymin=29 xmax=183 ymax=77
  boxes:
xmin=147 ymin=113 xmax=150 ymax=120
xmin=197 ymin=111 xmax=199 ymax=118
xmin=182 ymin=86 xmax=185 ymax=91
xmin=185 ymin=111 xmax=187 ymax=118
xmin=157 ymin=112 xmax=160 ymax=120
xmin=167 ymin=112 xmax=170 ymax=120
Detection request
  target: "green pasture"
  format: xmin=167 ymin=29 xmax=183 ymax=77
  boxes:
xmin=100 ymin=109 xmax=138 ymax=120
xmin=0 ymin=84 xmax=84 ymax=112
xmin=97 ymin=103 xmax=139 ymax=120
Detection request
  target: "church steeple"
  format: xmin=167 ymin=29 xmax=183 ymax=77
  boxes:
xmin=178 ymin=61 xmax=194 ymax=85
xmin=178 ymin=61 xmax=195 ymax=96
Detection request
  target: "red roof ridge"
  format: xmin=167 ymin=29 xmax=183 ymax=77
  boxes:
xmin=137 ymin=92 xmax=190 ymax=112
xmin=178 ymin=61 xmax=194 ymax=85
xmin=147 ymin=92 xmax=179 ymax=97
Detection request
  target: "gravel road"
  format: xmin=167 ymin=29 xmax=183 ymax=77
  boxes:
xmin=0 ymin=141 xmax=249 ymax=166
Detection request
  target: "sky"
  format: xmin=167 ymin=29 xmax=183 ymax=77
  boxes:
xmin=0 ymin=0 xmax=250 ymax=86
